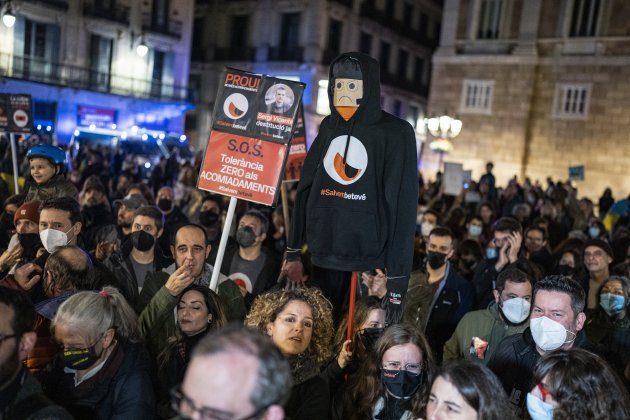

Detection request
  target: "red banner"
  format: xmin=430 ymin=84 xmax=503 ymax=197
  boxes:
xmin=198 ymin=131 xmax=287 ymax=206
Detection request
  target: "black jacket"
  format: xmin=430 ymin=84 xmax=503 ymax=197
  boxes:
xmin=41 ymin=341 xmax=155 ymax=420
xmin=285 ymin=372 xmax=330 ymax=420
xmin=488 ymin=327 xmax=594 ymax=411
xmin=404 ymin=263 xmax=475 ymax=364
xmin=288 ymin=52 xmax=417 ymax=279
xmin=103 ymin=239 xmax=172 ymax=305
xmin=2 ymin=368 xmax=72 ymax=419
xmin=220 ymin=246 xmax=281 ymax=306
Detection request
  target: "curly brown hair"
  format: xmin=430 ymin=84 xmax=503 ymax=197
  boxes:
xmin=245 ymin=287 xmax=333 ymax=366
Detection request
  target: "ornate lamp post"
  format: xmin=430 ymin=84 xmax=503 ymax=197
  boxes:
xmin=426 ymin=114 xmax=462 ymax=171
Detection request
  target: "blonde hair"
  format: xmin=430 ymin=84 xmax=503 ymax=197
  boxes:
xmin=52 ymin=286 xmax=141 ymax=343
xmin=245 ymin=288 xmax=333 ymax=366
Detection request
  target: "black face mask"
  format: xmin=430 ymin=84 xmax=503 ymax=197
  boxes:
xmin=380 ymin=369 xmax=423 ymax=399
xmin=426 ymin=251 xmax=447 ymax=270
xmin=157 ymin=198 xmax=173 ymax=212
xmin=460 ymin=258 xmax=477 ymax=272
xmin=60 ymin=344 xmax=102 ymax=371
xmin=199 ymin=210 xmax=219 ymax=227
xmin=236 ymin=226 xmax=257 ymax=248
xmin=131 ymin=230 xmax=155 ymax=252
xmin=18 ymin=232 xmax=42 ymax=250
xmin=557 ymin=264 xmax=574 ymax=276
xmin=361 ymin=327 xmax=384 ymax=350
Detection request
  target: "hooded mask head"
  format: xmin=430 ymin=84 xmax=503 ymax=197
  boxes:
xmin=332 ymin=56 xmax=363 ymax=120
xmin=329 ymin=53 xmax=381 ymax=123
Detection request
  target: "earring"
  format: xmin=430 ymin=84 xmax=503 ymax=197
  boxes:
xmin=207 ymin=318 xmax=212 ymax=324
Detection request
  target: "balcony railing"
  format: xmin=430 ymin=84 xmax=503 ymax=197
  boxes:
xmin=267 ymin=47 xmax=303 ymax=62
xmin=83 ymin=2 xmax=130 ymax=25
xmin=380 ymin=71 xmax=428 ymax=96
xmin=142 ymin=13 xmax=183 ymax=38
xmin=360 ymin=0 xmax=438 ymax=48
xmin=0 ymin=53 xmax=191 ymax=102
xmin=30 ymin=0 xmax=69 ymax=11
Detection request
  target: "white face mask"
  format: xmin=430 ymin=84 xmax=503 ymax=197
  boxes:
xmin=530 ymin=316 xmax=576 ymax=352
xmin=501 ymin=297 xmax=531 ymax=324
xmin=526 ymin=392 xmax=554 ymax=420
xmin=40 ymin=226 xmax=72 ymax=253
xmin=420 ymin=222 xmax=435 ymax=237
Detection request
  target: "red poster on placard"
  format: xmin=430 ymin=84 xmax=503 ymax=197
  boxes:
xmin=198 ymin=131 xmax=288 ymax=206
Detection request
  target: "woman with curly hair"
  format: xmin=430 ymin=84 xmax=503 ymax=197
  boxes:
xmin=245 ymin=287 xmax=333 ymax=420
xmin=333 ymin=323 xmax=436 ymax=420
xmin=323 ymin=296 xmax=385 ymax=397
xmin=426 ymin=361 xmax=515 ymax=420
xmin=528 ymin=348 xmax=630 ymax=420
xmin=147 ymin=284 xmax=227 ymax=418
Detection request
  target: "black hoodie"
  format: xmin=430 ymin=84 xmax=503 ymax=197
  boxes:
xmin=289 ymin=52 xmax=417 ymax=284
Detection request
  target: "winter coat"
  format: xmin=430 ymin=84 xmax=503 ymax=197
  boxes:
xmin=443 ymin=301 xmax=528 ymax=364
xmin=404 ymin=262 xmax=474 ymax=364
xmin=41 ymin=341 xmax=155 ymax=420
xmin=103 ymin=239 xmax=172 ymax=306
xmin=2 ymin=368 xmax=72 ymax=419
xmin=25 ymin=174 xmax=78 ymax=203
xmin=488 ymin=327 xmax=594 ymax=411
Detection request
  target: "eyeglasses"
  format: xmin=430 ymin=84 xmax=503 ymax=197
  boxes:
xmin=381 ymin=361 xmax=424 ymax=375
xmin=170 ymin=386 xmax=272 ymax=420
xmin=0 ymin=333 xmax=19 ymax=345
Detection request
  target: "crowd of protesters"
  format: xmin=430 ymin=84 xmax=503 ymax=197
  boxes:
xmin=1 ymin=137 xmax=630 ymax=419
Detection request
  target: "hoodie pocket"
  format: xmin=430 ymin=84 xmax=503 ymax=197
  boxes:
xmin=307 ymin=207 xmax=381 ymax=259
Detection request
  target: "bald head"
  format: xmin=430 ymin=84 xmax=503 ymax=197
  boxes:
xmin=44 ymin=245 xmax=93 ymax=297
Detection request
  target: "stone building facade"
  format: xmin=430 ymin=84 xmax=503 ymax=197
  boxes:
xmin=188 ymin=0 xmax=442 ymax=151
xmin=425 ymin=0 xmax=630 ymax=199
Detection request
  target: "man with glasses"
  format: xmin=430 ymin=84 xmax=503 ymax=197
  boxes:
xmin=579 ymin=238 xmax=614 ymax=312
xmin=0 ymin=286 xmax=71 ymax=418
xmin=173 ymin=323 xmax=291 ymax=420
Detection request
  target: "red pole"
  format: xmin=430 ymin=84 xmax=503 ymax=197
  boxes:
xmin=346 ymin=271 xmax=358 ymax=351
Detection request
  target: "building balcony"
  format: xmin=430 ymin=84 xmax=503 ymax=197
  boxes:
xmin=29 ymin=0 xmax=69 ymax=11
xmin=83 ymin=2 xmax=130 ymax=25
xmin=0 ymin=53 xmax=191 ymax=103
xmin=360 ymin=0 xmax=438 ymax=48
xmin=381 ymin=71 xmax=428 ymax=96
xmin=267 ymin=47 xmax=303 ymax=62
xmin=142 ymin=13 xmax=183 ymax=38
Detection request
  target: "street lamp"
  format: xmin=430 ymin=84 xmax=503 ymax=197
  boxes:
xmin=136 ymin=34 xmax=148 ymax=57
xmin=132 ymin=32 xmax=149 ymax=57
xmin=2 ymin=0 xmax=16 ymax=28
xmin=426 ymin=113 xmax=462 ymax=171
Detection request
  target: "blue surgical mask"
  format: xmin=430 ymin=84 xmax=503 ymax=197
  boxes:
xmin=526 ymin=393 xmax=554 ymax=420
xmin=486 ymin=247 xmax=498 ymax=259
xmin=600 ymin=293 xmax=625 ymax=316
xmin=468 ymin=225 xmax=482 ymax=237
xmin=588 ymin=226 xmax=601 ymax=238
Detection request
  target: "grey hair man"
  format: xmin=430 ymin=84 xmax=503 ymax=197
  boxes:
xmin=175 ymin=323 xmax=292 ymax=420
